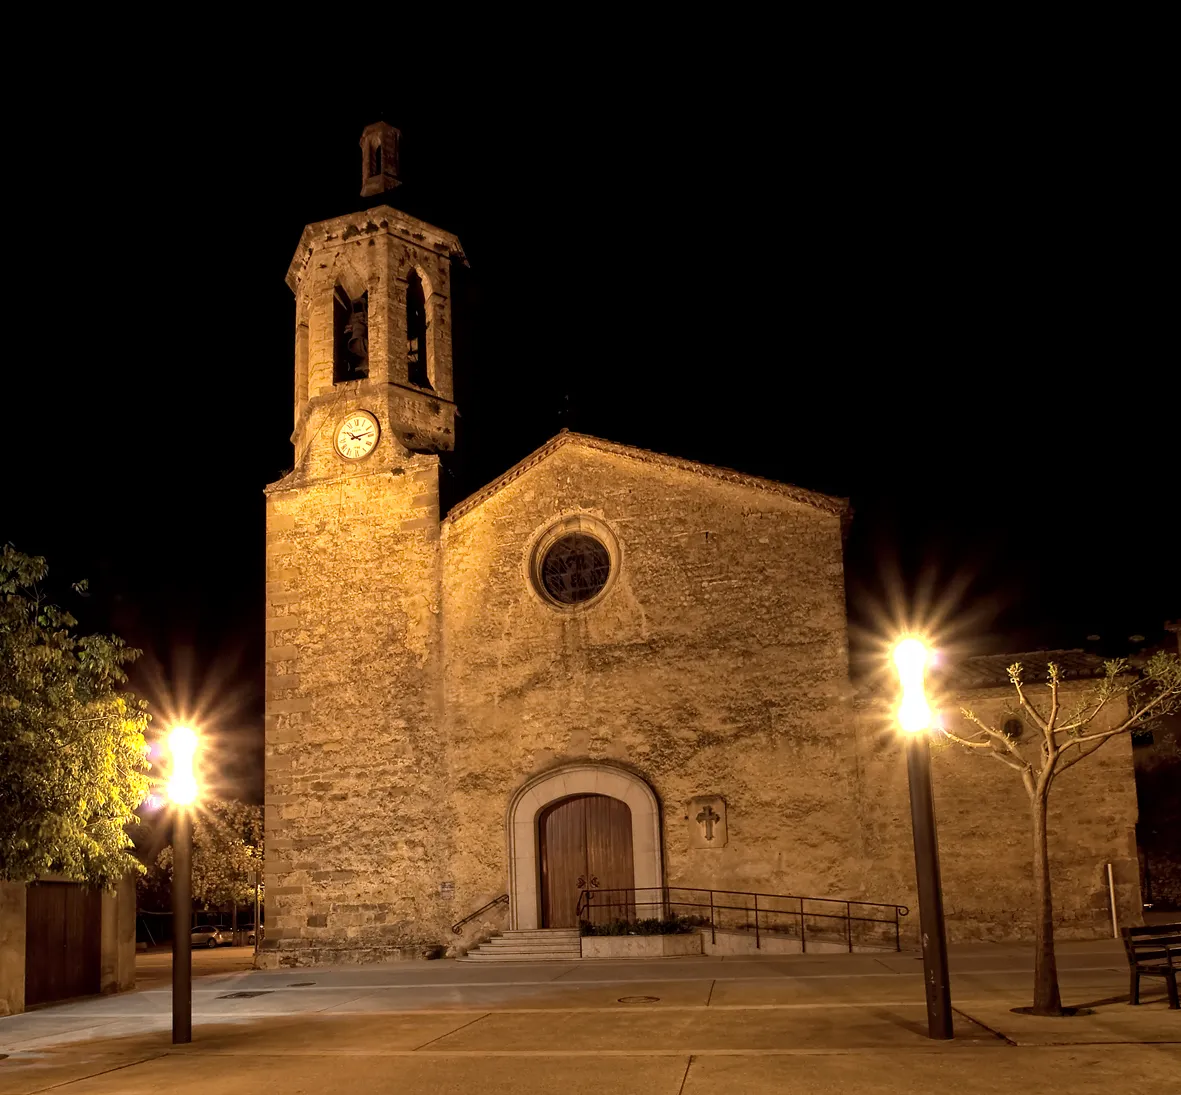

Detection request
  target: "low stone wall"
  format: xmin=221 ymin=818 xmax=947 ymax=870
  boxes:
xmin=701 ymin=928 xmax=893 ymax=956
xmin=580 ymin=934 xmax=703 ymax=959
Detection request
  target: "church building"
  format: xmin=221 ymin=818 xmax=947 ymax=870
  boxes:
xmin=261 ymin=124 xmax=1142 ymax=966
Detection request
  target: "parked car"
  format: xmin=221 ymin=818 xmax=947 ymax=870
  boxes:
xmin=191 ymin=925 xmax=230 ymax=948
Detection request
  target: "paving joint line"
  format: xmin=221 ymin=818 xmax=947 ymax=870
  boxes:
xmin=24 ymin=1051 xmax=168 ymax=1093
xmin=122 ymin=965 xmax=1129 ymax=992
xmin=951 ymin=1005 xmax=1017 ymax=1046
xmin=410 ymin=1011 xmax=491 ymax=1051
xmin=316 ymin=991 xmax=373 ymax=1014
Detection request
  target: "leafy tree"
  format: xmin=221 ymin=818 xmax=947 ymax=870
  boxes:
xmin=942 ymin=652 xmax=1181 ymax=1015
xmin=157 ymin=797 xmax=263 ymax=929
xmin=135 ymin=852 xmax=172 ymax=911
xmin=0 ymin=546 xmax=151 ymax=885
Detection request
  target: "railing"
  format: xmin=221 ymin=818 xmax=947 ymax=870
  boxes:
xmin=451 ymin=893 xmax=509 ymax=934
xmin=575 ymin=886 xmax=908 ymax=952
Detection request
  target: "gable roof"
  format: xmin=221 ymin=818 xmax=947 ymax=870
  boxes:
xmin=939 ymin=649 xmax=1111 ymax=691
xmin=444 ymin=431 xmax=850 ymax=525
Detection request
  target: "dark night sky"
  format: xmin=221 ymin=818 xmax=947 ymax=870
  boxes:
xmin=2 ymin=96 xmax=1176 ymax=802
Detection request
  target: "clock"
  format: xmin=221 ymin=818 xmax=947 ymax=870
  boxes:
xmin=335 ymin=411 xmax=380 ymax=461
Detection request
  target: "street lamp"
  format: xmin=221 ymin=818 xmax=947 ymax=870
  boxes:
xmin=167 ymin=725 xmax=199 ymax=1045
xmin=892 ymin=638 xmax=953 ymax=1040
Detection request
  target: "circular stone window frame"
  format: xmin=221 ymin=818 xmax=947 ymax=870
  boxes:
xmin=526 ymin=513 xmax=621 ymax=612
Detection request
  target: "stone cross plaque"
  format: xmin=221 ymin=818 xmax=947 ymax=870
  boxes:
xmin=688 ymin=795 xmax=727 ymax=849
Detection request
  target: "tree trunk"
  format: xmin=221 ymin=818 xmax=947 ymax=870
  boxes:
xmin=232 ymin=903 xmax=238 ymax=940
xmin=1031 ymin=792 xmax=1063 ymax=1014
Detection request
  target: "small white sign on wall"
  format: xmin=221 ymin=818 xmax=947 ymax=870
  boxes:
xmin=687 ymin=795 xmax=727 ymax=849
xmin=439 ymin=881 xmax=455 ymax=899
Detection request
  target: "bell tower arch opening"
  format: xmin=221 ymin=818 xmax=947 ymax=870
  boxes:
xmin=405 ymin=268 xmax=432 ymax=390
xmin=333 ymin=283 xmax=369 ymax=383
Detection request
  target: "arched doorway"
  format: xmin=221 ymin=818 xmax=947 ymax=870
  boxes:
xmin=506 ymin=763 xmax=663 ymax=931
xmin=539 ymin=794 xmax=635 ymax=927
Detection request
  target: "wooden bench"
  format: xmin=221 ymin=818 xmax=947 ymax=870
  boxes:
xmin=1122 ymin=924 xmax=1180 ymax=1009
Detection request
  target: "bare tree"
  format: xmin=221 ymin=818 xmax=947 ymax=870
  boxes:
xmin=941 ymin=652 xmax=1181 ymax=1015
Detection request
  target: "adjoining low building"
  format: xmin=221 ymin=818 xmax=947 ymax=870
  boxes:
xmin=852 ymin=650 xmax=1141 ymax=944
xmin=1133 ymin=623 xmax=1181 ymax=911
xmin=0 ymin=875 xmax=135 ymax=1016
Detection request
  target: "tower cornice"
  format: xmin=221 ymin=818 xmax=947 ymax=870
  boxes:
xmin=285 ymin=204 xmax=466 ymax=293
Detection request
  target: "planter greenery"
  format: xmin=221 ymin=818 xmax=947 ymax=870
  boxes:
xmin=580 ymin=915 xmax=710 ymax=937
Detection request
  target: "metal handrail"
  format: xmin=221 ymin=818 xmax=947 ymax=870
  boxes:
xmin=451 ymin=893 xmax=509 ymax=934
xmin=575 ymin=886 xmax=909 ymax=952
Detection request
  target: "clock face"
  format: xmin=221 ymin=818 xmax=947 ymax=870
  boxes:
xmin=335 ymin=412 xmax=380 ymax=460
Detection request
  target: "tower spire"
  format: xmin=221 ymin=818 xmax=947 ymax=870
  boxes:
xmin=360 ymin=121 xmax=401 ymax=198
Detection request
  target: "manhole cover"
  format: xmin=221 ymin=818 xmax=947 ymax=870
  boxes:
xmin=217 ymin=991 xmax=272 ymax=999
xmin=617 ymin=995 xmax=660 ymax=1004
xmin=288 ymin=981 xmax=316 ymax=987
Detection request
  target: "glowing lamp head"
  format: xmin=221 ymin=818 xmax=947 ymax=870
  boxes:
xmin=167 ymin=725 xmax=199 ymax=805
xmin=892 ymin=637 xmax=933 ymax=733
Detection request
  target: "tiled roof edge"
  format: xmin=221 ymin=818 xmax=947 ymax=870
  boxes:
xmin=442 ymin=431 xmax=850 ymax=526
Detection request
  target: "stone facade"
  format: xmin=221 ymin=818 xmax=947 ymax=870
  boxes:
xmin=441 ymin=438 xmax=857 ymax=919
xmin=261 ymin=135 xmax=1142 ymax=966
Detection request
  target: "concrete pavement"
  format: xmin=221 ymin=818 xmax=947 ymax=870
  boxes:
xmin=0 ymin=940 xmax=1177 ymax=1093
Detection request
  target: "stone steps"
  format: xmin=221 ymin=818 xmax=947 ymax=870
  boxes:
xmin=460 ymin=929 xmax=582 ymax=962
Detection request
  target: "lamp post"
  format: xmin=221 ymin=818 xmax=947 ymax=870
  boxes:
xmin=167 ymin=725 xmax=199 ymax=1046
xmin=892 ymin=638 xmax=953 ymax=1040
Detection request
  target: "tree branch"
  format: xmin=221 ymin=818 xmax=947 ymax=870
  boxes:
xmin=1046 ymin=663 xmax=1061 ymax=733
xmin=958 ymin=708 xmax=1034 ymax=770
xmin=1062 ymin=684 xmax=1178 ymax=747
xmin=1055 ymin=736 xmax=1115 ymax=776
xmin=1055 ymin=686 xmax=1119 ymax=733
xmin=940 ymin=726 xmax=992 ymax=749
xmin=943 ymin=722 xmax=1033 ymax=776
xmin=1011 ymin=675 xmax=1050 ymax=735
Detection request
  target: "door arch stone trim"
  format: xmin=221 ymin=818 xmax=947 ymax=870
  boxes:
xmin=505 ymin=763 xmax=663 ymax=931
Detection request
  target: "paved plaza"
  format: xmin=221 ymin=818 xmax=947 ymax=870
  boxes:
xmin=1 ymin=940 xmax=1177 ymax=1094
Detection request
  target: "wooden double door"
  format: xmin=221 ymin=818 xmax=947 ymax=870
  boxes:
xmin=539 ymin=793 xmax=635 ymax=927
xmin=25 ymin=881 xmax=102 ymax=1007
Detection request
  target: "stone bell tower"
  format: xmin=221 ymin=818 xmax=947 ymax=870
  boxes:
xmin=261 ymin=124 xmax=466 ymax=966
xmin=286 ymin=120 xmax=463 ymax=468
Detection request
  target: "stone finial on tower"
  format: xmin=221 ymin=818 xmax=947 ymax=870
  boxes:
xmin=360 ymin=122 xmax=401 ymax=198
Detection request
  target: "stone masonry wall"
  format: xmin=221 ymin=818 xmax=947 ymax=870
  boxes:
xmin=264 ymin=420 xmax=1141 ymax=961
xmin=853 ymin=684 xmax=1142 ymax=942
xmin=440 ymin=443 xmax=863 ymax=937
xmin=262 ymin=447 xmax=452 ymax=966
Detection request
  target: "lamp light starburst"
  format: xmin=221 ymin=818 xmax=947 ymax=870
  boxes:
xmin=167 ymin=725 xmax=199 ymax=805
xmin=892 ymin=637 xmax=933 ymax=734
